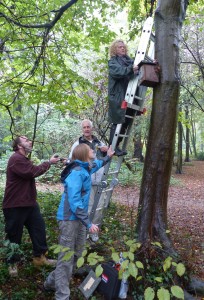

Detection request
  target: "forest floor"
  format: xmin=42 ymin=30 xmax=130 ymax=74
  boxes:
xmin=112 ymin=160 xmax=204 ymax=281
xmin=36 ymin=159 xmax=204 ymax=280
xmin=1 ymin=160 xmax=203 ymax=299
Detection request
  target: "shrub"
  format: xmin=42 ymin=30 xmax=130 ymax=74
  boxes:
xmin=196 ymin=152 xmax=204 ymax=161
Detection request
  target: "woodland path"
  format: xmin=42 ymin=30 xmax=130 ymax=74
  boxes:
xmin=113 ymin=160 xmax=204 ymax=280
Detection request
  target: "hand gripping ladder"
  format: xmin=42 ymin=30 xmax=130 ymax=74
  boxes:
xmin=89 ymin=17 xmax=155 ymax=226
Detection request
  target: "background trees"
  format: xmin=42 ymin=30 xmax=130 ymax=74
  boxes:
xmin=0 ymin=0 xmax=117 ymax=144
xmin=0 ymin=0 xmax=204 ymax=298
xmin=1 ymin=0 xmax=204 ymax=163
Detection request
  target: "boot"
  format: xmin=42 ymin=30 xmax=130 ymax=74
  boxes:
xmin=43 ymin=281 xmax=55 ymax=292
xmin=33 ymin=255 xmax=56 ymax=267
xmin=114 ymin=147 xmax=127 ymax=157
xmin=8 ymin=264 xmax=18 ymax=277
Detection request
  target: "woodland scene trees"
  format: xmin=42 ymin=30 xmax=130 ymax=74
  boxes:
xmin=0 ymin=0 xmax=204 ymax=299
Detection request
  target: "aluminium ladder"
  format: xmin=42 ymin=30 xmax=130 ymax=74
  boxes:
xmin=89 ymin=17 xmax=155 ymax=227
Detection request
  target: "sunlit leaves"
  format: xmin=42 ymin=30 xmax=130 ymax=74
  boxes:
xmin=95 ymin=264 xmax=103 ymax=277
xmin=128 ymin=261 xmax=138 ymax=278
xmin=62 ymin=250 xmax=75 ymax=261
xmin=171 ymin=286 xmax=184 ymax=299
xmin=144 ymin=287 xmax=155 ymax=300
xmin=135 ymin=260 xmax=144 ymax=269
xmin=154 ymin=277 xmax=163 ymax=282
xmin=157 ymin=287 xmax=170 ymax=300
xmin=163 ymin=256 xmax=172 ymax=272
xmin=0 ymin=0 xmax=119 ymax=117
xmin=77 ymin=256 xmax=84 ymax=268
xmin=112 ymin=252 xmax=120 ymax=263
xmin=87 ymin=252 xmax=104 ymax=266
xmin=176 ymin=263 xmax=186 ymax=277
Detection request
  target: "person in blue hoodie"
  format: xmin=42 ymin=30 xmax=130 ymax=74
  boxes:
xmin=44 ymin=143 xmax=114 ymax=300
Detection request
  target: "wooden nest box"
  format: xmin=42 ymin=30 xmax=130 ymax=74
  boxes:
xmin=138 ymin=60 xmax=160 ymax=87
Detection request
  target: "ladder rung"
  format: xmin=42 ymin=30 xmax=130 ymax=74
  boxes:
xmin=145 ymin=55 xmax=154 ymax=62
xmin=124 ymin=115 xmax=134 ymax=119
xmin=95 ymin=207 xmax=103 ymax=211
xmin=102 ymin=188 xmax=113 ymax=193
xmin=90 ymin=208 xmax=103 ymax=215
xmin=118 ymin=133 xmax=129 ymax=138
xmin=127 ymin=103 xmax=141 ymax=110
xmin=150 ymin=33 xmax=155 ymax=42
xmin=134 ymin=95 xmax=143 ymax=101
xmin=108 ymin=170 xmax=119 ymax=175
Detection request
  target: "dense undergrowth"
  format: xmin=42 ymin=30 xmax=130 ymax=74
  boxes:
xmin=0 ymin=186 xmax=193 ymax=300
xmin=0 ymin=161 xmax=197 ymax=300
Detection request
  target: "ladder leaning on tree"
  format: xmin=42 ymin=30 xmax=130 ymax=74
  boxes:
xmin=89 ymin=16 xmax=159 ymax=229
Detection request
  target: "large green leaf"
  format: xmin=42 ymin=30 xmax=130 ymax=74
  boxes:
xmin=144 ymin=287 xmax=155 ymax=300
xmin=157 ymin=288 xmax=170 ymax=300
xmin=77 ymin=257 xmax=84 ymax=268
xmin=95 ymin=264 xmax=103 ymax=278
xmin=171 ymin=286 xmax=184 ymax=299
xmin=176 ymin=263 xmax=186 ymax=277
xmin=128 ymin=262 xmax=138 ymax=278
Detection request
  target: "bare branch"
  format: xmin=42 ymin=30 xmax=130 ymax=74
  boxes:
xmin=181 ymin=83 xmax=204 ymax=112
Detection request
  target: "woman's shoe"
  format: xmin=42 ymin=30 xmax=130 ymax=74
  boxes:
xmin=114 ymin=147 xmax=127 ymax=156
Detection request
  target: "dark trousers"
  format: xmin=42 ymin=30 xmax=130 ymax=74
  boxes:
xmin=3 ymin=204 xmax=48 ymax=263
xmin=109 ymin=109 xmax=135 ymax=146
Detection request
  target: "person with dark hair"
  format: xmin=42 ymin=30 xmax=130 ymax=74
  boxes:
xmin=44 ymin=143 xmax=114 ymax=300
xmin=108 ymin=39 xmax=139 ymax=156
xmin=2 ymin=135 xmax=60 ymax=276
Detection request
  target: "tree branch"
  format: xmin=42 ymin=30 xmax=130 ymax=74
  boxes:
xmin=0 ymin=0 xmax=78 ymax=29
xmin=180 ymin=83 xmax=204 ymax=112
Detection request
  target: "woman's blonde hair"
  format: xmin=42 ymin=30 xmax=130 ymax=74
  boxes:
xmin=72 ymin=144 xmax=90 ymax=162
xmin=109 ymin=39 xmax=128 ymax=58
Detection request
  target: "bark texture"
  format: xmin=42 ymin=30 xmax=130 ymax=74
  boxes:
xmin=136 ymin=0 xmax=188 ymax=254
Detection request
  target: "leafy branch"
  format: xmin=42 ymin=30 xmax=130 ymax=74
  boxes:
xmin=0 ymin=0 xmax=78 ymax=29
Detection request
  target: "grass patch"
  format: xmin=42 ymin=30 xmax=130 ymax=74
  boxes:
xmin=170 ymin=175 xmax=183 ymax=186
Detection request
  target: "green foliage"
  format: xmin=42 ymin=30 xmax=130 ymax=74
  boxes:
xmin=0 ymin=263 xmax=9 ymax=286
xmin=145 ymin=287 xmax=155 ymax=300
xmin=0 ymin=115 xmax=82 ymax=184
xmin=50 ymin=229 xmax=186 ymax=299
xmin=187 ymin=0 xmax=204 ymax=15
xmin=116 ymin=160 xmax=182 ymax=187
xmin=117 ymin=160 xmax=144 ymax=186
xmin=0 ymin=0 xmax=117 ymax=116
xmin=0 ymin=187 xmax=191 ymax=299
xmin=196 ymin=152 xmax=204 ymax=161
xmin=170 ymin=175 xmax=182 ymax=186
xmin=0 ymin=151 xmax=12 ymax=188
xmin=5 ymin=288 xmax=36 ymax=300
xmin=0 ymin=240 xmax=24 ymax=263
xmin=171 ymin=286 xmax=185 ymax=299
xmin=106 ymin=241 xmax=186 ymax=299
xmin=86 ymin=252 xmax=104 ymax=267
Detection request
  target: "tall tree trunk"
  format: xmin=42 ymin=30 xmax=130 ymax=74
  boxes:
xmin=185 ymin=105 xmax=191 ymax=162
xmin=190 ymin=109 xmax=197 ymax=158
xmin=133 ymin=119 xmax=144 ymax=162
xmin=136 ymin=0 xmax=188 ymax=255
xmin=176 ymin=113 xmax=183 ymax=174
